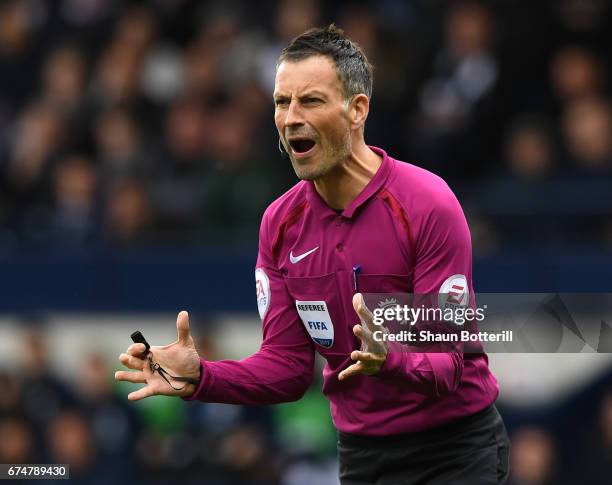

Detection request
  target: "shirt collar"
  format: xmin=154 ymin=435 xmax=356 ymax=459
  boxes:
xmin=305 ymin=145 xmax=392 ymax=219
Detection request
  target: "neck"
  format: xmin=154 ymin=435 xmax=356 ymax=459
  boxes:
xmin=313 ymin=142 xmax=382 ymax=210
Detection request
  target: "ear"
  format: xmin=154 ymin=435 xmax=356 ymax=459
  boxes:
xmin=348 ymin=94 xmax=370 ymax=130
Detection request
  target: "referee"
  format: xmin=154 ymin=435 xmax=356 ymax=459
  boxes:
xmin=117 ymin=25 xmax=510 ymax=484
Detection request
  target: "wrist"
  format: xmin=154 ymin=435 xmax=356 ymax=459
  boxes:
xmin=182 ymin=360 xmax=206 ymax=400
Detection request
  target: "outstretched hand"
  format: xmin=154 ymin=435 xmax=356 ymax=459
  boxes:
xmin=115 ymin=311 xmax=201 ymax=400
xmin=338 ymin=293 xmax=388 ymax=381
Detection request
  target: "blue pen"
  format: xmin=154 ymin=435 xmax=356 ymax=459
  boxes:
xmin=352 ymin=264 xmax=361 ymax=292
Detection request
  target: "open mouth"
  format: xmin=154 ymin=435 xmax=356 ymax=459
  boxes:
xmin=288 ymin=138 xmax=316 ymax=155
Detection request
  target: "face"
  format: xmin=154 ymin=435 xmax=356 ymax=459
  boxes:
xmin=274 ymin=55 xmax=353 ymax=180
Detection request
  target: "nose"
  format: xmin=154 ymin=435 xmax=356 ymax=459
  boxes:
xmin=284 ymin=99 xmax=305 ymax=127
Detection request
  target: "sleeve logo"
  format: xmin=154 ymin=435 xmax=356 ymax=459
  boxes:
xmin=255 ymin=268 xmax=270 ymax=320
xmin=438 ymin=274 xmax=469 ymax=310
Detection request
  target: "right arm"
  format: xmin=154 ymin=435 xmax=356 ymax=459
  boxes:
xmin=189 ymin=213 xmax=315 ymax=404
xmin=117 ymin=211 xmax=316 ymax=405
xmin=187 ymin=275 xmax=315 ymax=405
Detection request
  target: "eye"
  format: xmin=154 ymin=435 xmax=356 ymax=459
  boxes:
xmin=275 ymin=98 xmax=289 ymax=107
xmin=304 ymin=97 xmax=321 ymax=104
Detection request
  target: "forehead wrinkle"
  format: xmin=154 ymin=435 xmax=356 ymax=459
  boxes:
xmin=274 ymin=57 xmax=344 ymax=99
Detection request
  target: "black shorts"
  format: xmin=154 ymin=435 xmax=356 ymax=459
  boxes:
xmin=337 ymin=405 xmax=510 ymax=485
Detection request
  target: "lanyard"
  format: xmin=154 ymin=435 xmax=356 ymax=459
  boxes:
xmin=146 ymin=354 xmax=200 ymax=391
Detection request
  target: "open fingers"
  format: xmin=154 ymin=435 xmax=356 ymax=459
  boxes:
xmin=127 ymin=385 xmax=158 ymax=401
xmin=350 ymin=350 xmax=382 ymax=363
xmin=338 ymin=362 xmax=365 ymax=381
xmin=126 ymin=343 xmax=146 ymax=356
xmin=119 ymin=353 xmax=145 ymax=371
xmin=115 ymin=370 xmax=146 ymax=384
xmin=353 ymin=323 xmax=373 ymax=343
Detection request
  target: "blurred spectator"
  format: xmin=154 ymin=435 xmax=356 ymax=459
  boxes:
xmin=103 ymin=178 xmax=153 ymax=247
xmin=94 ymin=107 xmax=146 ymax=181
xmin=19 ymin=326 xmax=76 ymax=460
xmin=255 ymin=0 xmax=320 ymax=92
xmin=217 ymin=425 xmax=281 ymax=483
xmin=3 ymin=101 xmax=65 ymax=195
xmin=0 ymin=0 xmax=41 ymax=119
xmin=113 ymin=5 xmax=158 ymax=57
xmin=562 ymin=96 xmax=612 ymax=174
xmin=503 ymin=116 xmax=556 ymax=181
xmin=47 ymin=154 xmax=98 ymax=247
xmin=510 ymin=426 xmax=557 ymax=485
xmin=0 ymin=416 xmax=35 ymax=464
xmin=554 ymin=0 xmax=610 ymax=36
xmin=0 ymin=371 xmax=23 ymax=418
xmin=550 ymin=46 xmax=605 ymax=104
xmin=181 ymin=42 xmax=218 ymax=98
xmin=0 ymin=0 xmax=34 ymax=58
xmin=46 ymin=410 xmax=104 ymax=483
xmin=174 ymin=85 xmax=291 ymax=243
xmin=576 ymin=390 xmax=612 ymax=484
xmin=90 ymin=42 xmax=143 ymax=107
xmin=412 ymin=1 xmax=499 ymax=177
xmin=40 ymin=44 xmax=87 ymax=115
xmin=467 ymin=114 xmax=559 ymax=250
xmin=418 ymin=1 xmax=497 ymax=133
xmin=76 ymin=353 xmax=140 ymax=480
xmin=164 ymin=96 xmax=209 ymax=166
xmin=59 ymin=0 xmax=117 ymax=30
xmin=150 ymin=96 xmax=210 ymax=241
xmin=338 ymin=5 xmax=378 ymax=61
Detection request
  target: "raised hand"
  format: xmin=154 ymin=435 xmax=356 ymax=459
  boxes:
xmin=115 ymin=311 xmax=201 ymax=400
xmin=338 ymin=293 xmax=388 ymax=381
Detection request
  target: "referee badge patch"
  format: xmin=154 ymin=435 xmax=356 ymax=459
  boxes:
xmin=255 ymin=268 xmax=270 ymax=320
xmin=295 ymin=300 xmax=334 ymax=348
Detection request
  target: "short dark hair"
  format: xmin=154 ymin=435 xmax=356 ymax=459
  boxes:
xmin=277 ymin=24 xmax=373 ymax=101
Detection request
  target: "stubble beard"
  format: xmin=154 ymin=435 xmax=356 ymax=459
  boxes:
xmin=292 ymin=131 xmax=352 ymax=181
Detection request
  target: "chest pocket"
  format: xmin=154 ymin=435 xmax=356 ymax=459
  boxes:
xmin=284 ymin=273 xmax=347 ymax=354
xmin=357 ymin=273 xmax=412 ymax=294
xmin=358 ymin=273 xmax=413 ymax=310
xmin=355 ymin=274 xmax=413 ymax=333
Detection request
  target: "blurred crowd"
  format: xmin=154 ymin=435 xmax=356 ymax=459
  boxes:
xmin=0 ymin=0 xmax=611 ymax=252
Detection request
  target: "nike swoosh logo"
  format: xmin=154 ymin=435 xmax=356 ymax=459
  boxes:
xmin=290 ymin=246 xmax=319 ymax=264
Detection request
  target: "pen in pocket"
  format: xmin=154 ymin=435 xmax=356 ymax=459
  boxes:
xmin=352 ymin=264 xmax=361 ymax=292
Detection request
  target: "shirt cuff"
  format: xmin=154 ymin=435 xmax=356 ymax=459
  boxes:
xmin=423 ymin=352 xmax=458 ymax=397
xmin=182 ymin=359 xmax=210 ymax=401
xmin=377 ymin=344 xmax=405 ymax=378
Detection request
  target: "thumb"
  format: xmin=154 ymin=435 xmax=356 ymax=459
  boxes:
xmin=176 ymin=310 xmax=191 ymax=345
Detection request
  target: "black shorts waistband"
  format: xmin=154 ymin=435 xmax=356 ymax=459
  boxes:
xmin=338 ymin=404 xmax=499 ymax=448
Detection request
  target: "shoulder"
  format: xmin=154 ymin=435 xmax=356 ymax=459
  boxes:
xmin=259 ymin=180 xmax=309 ymax=240
xmin=386 ymin=158 xmax=460 ymax=212
xmin=262 ymin=181 xmax=308 ymax=223
xmin=383 ymin=157 xmax=469 ymax=238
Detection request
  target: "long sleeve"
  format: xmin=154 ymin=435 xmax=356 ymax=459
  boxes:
xmin=377 ymin=187 xmax=472 ymax=397
xmin=185 ymin=212 xmax=316 ymax=405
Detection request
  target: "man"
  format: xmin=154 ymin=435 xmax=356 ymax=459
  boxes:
xmin=117 ymin=25 xmax=510 ymax=484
